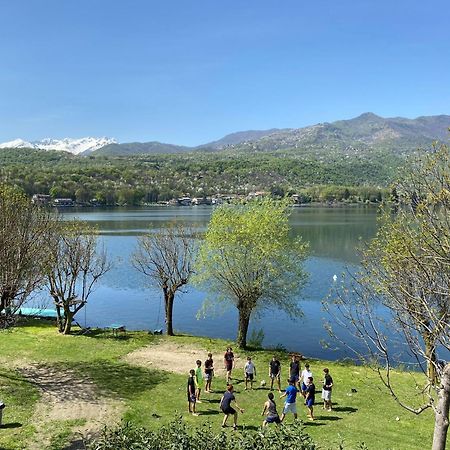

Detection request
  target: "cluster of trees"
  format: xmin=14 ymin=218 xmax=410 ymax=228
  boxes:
xmin=0 ymin=147 xmax=398 ymax=205
xmin=293 ymin=185 xmax=388 ymax=204
xmin=133 ymin=198 xmax=308 ymax=348
xmin=0 ymin=185 xmax=110 ymax=334
xmin=0 ymin=184 xmax=308 ymax=348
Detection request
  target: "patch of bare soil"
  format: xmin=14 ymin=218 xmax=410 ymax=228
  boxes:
xmin=18 ymin=363 xmax=123 ymax=450
xmin=123 ymin=340 xmax=241 ymax=376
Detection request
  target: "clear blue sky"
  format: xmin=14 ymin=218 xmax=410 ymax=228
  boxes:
xmin=1 ymin=0 xmax=449 ymax=145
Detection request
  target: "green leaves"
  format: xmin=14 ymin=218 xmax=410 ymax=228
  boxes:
xmin=194 ymin=199 xmax=309 ymax=346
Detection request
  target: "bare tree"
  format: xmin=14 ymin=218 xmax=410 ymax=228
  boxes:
xmin=47 ymin=220 xmax=110 ymax=334
xmin=0 ymin=185 xmax=55 ymax=327
xmin=132 ymin=222 xmax=197 ymax=336
xmin=326 ymin=143 xmax=450 ymax=450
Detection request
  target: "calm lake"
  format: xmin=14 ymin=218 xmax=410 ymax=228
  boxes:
xmin=38 ymin=205 xmax=379 ymax=361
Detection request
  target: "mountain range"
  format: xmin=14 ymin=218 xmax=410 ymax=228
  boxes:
xmin=1 ymin=113 xmax=448 ymax=156
xmin=0 ymin=137 xmax=117 ymax=155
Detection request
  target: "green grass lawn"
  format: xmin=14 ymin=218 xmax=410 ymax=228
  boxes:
xmin=0 ymin=320 xmax=438 ymax=449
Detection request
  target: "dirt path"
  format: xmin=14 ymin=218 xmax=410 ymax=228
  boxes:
xmin=4 ymin=341 xmax=241 ymax=449
xmin=18 ymin=363 xmax=124 ymax=450
xmin=123 ymin=340 xmax=242 ymax=376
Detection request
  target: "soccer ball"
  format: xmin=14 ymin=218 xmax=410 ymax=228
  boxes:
xmin=260 ymin=380 xmax=266 ymax=387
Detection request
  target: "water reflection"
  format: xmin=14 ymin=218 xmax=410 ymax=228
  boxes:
xmin=51 ymin=205 xmax=379 ymax=359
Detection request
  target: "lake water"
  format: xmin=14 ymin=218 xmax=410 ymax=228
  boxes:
xmin=37 ymin=205 xmax=380 ymax=361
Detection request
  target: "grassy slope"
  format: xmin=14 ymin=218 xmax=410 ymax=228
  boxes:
xmin=0 ymin=321 xmax=437 ymax=450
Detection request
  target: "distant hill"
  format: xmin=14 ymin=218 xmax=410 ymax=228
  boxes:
xmin=199 ymin=128 xmax=287 ymax=149
xmin=88 ymin=113 xmax=449 ymax=156
xmin=91 ymin=141 xmax=191 ymax=156
xmin=2 ymin=113 xmax=448 ymax=157
xmin=223 ymin=113 xmax=450 ymax=155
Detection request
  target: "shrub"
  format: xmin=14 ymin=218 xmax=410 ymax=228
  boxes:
xmin=89 ymin=416 xmax=316 ymax=450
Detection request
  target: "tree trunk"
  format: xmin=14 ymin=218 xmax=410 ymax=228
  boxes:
xmin=62 ymin=309 xmax=74 ymax=335
xmin=0 ymin=294 xmax=6 ymax=315
xmin=432 ymin=363 xmax=450 ymax=450
xmin=237 ymin=307 xmax=251 ymax=349
xmin=425 ymin=335 xmax=438 ymax=386
xmin=165 ymin=291 xmax=175 ymax=336
xmin=55 ymin=303 xmax=63 ymax=333
xmin=0 ymin=291 xmax=13 ymax=316
xmin=0 ymin=293 xmax=12 ymax=328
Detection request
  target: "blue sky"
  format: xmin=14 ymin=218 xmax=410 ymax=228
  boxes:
xmin=0 ymin=0 xmax=449 ymax=145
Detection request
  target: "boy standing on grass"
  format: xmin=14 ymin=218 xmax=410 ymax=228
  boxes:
xmin=187 ymin=369 xmax=199 ymax=416
xmin=224 ymin=347 xmax=235 ymax=384
xmin=269 ymin=355 xmax=281 ymax=392
xmin=244 ymin=356 xmax=256 ymax=390
xmin=204 ymin=353 xmax=214 ymax=392
xmin=305 ymin=376 xmax=315 ymax=420
xmin=300 ymin=363 xmax=313 ymax=397
xmin=220 ymin=384 xmax=244 ymax=430
xmin=289 ymin=354 xmax=301 ymax=388
xmin=195 ymin=360 xmax=203 ymax=402
xmin=279 ymin=377 xmax=298 ymax=422
xmin=322 ymin=367 xmax=333 ymax=411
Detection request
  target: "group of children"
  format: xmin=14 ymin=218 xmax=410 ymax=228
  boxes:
xmin=187 ymin=349 xmax=334 ymax=428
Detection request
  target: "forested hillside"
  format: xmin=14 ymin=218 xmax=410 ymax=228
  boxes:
xmin=87 ymin=113 xmax=449 ymax=156
xmin=2 ymin=112 xmax=447 ymax=205
xmin=0 ymin=147 xmax=401 ymax=205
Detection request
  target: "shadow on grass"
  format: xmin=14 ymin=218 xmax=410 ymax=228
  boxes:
xmin=333 ymin=406 xmax=358 ymax=413
xmin=0 ymin=371 xmax=28 ymax=383
xmin=303 ymin=421 xmax=326 ymax=427
xmin=315 ymin=415 xmax=341 ymax=421
xmin=72 ymin=328 xmax=105 ymax=338
xmin=199 ymin=410 xmax=220 ymax=416
xmin=15 ymin=318 xmax=55 ymax=329
xmin=72 ymin=328 xmax=132 ymax=341
xmin=206 ymin=399 xmax=221 ymax=404
xmin=0 ymin=422 xmax=22 ymax=429
xmin=63 ymin=438 xmax=86 ymax=450
xmin=60 ymin=360 xmax=167 ymax=400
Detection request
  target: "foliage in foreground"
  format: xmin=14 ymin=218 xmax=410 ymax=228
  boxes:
xmin=90 ymin=417 xmax=317 ymax=450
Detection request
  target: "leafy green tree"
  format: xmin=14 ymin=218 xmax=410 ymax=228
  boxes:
xmin=49 ymin=185 xmax=72 ymax=199
xmin=195 ymin=199 xmax=308 ymax=348
xmin=75 ymin=187 xmax=91 ymax=203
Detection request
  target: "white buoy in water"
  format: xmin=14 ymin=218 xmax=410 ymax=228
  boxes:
xmin=332 ymin=274 xmax=337 ymax=282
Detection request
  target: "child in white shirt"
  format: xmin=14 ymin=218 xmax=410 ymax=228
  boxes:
xmin=300 ymin=363 xmax=313 ymax=396
xmin=244 ymin=356 xmax=257 ymax=390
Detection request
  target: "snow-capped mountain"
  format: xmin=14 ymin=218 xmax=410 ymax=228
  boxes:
xmin=0 ymin=137 xmax=117 ymax=154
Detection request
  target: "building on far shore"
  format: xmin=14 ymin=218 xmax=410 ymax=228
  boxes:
xmin=192 ymin=197 xmax=212 ymax=206
xmin=32 ymin=194 xmax=51 ymax=205
xmin=53 ymin=198 xmax=74 ymax=207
